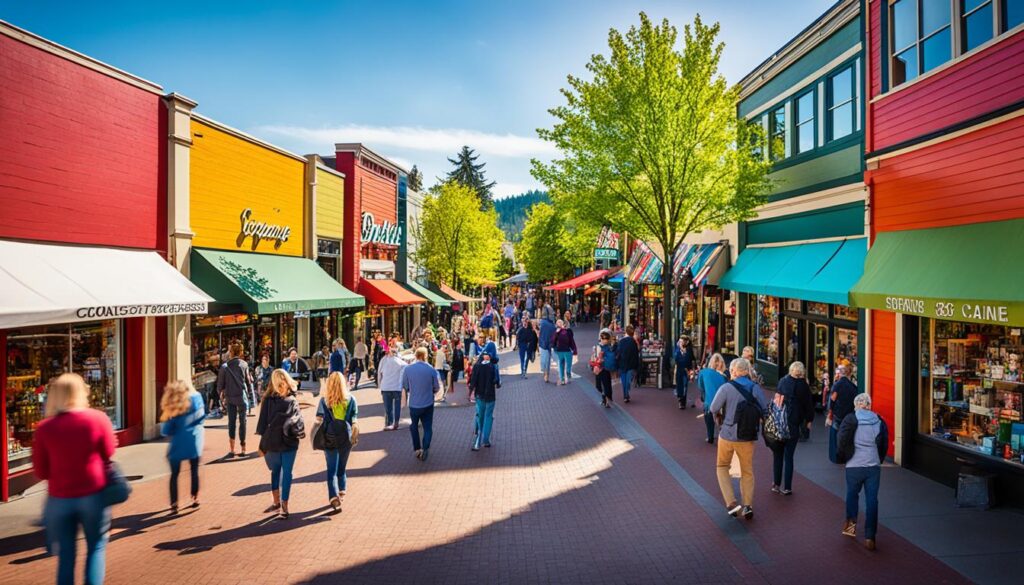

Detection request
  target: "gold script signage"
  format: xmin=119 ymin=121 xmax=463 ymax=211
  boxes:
xmin=238 ymin=208 xmax=291 ymax=250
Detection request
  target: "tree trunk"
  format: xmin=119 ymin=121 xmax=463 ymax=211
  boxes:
xmin=661 ymin=247 xmax=675 ymax=385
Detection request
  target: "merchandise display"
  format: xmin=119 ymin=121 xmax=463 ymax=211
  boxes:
xmin=920 ymin=319 xmax=1024 ymax=467
xmin=756 ymin=295 xmax=779 ymax=365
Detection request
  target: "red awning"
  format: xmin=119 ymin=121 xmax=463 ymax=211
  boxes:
xmin=438 ymin=283 xmax=482 ymax=303
xmin=358 ymin=279 xmax=427 ymax=306
xmin=544 ymin=269 xmax=609 ymax=291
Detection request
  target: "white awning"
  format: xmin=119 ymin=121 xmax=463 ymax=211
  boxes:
xmin=0 ymin=240 xmax=213 ymax=329
xmin=360 ymin=259 xmax=396 ymax=275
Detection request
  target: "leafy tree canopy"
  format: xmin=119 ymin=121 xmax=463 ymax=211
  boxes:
xmin=494 ymin=190 xmax=550 ymax=241
xmin=407 ymin=165 xmax=424 ymax=192
xmin=413 ymin=181 xmax=505 ymax=290
xmin=446 ymin=146 xmax=496 ymax=210
xmin=516 ymin=203 xmax=600 ymax=282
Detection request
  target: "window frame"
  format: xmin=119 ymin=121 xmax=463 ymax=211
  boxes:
xmin=793 ymin=87 xmax=817 ymax=155
xmin=768 ymin=105 xmax=787 ymax=162
xmin=826 ymin=65 xmax=857 ymax=142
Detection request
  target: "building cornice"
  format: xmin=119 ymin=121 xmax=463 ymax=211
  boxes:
xmin=192 ymin=113 xmax=308 ymax=163
xmin=0 ymin=19 xmax=164 ymax=95
xmin=334 ymin=143 xmax=407 ymax=174
xmin=737 ymin=0 xmax=860 ymax=99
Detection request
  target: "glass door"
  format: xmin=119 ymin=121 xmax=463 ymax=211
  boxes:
xmin=784 ymin=316 xmax=802 ymax=368
xmin=813 ymin=323 xmax=831 ymax=394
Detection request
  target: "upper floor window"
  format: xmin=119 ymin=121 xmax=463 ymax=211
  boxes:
xmin=890 ymin=0 xmax=1024 ymax=89
xmin=794 ymin=90 xmax=816 ymax=154
xmin=769 ymin=106 xmax=786 ymax=161
xmin=828 ymin=66 xmax=856 ymax=141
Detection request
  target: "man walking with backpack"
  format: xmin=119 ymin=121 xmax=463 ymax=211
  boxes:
xmin=709 ymin=357 xmax=769 ymax=520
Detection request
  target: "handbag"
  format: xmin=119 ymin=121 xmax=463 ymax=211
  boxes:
xmin=102 ymin=461 xmax=132 ymax=507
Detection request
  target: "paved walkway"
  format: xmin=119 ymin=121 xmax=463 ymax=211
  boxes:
xmin=0 ymin=325 xmax=1017 ymax=584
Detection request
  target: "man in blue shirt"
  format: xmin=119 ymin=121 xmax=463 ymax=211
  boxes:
xmin=401 ymin=347 xmax=442 ymax=462
xmin=537 ymin=317 xmax=556 ymax=383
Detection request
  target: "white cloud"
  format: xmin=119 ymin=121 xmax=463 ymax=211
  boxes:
xmin=255 ymin=124 xmax=558 ymax=159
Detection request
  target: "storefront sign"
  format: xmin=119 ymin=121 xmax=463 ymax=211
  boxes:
xmin=361 ymin=212 xmax=401 ymax=245
xmin=876 ymin=295 xmax=1019 ymax=326
xmin=75 ymin=302 xmax=208 ymax=321
xmin=239 ymin=208 xmax=291 ymax=249
xmin=594 ymin=247 xmax=620 ymax=260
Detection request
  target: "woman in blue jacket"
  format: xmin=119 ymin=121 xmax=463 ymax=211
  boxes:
xmin=673 ymin=335 xmax=696 ymax=409
xmin=595 ymin=329 xmax=618 ymax=408
xmin=160 ymin=380 xmax=207 ymax=513
xmin=697 ymin=353 xmax=727 ymax=444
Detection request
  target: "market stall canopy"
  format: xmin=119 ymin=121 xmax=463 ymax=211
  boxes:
xmin=628 ymin=241 xmax=663 ymax=284
xmin=674 ymin=242 xmax=729 ymax=287
xmin=400 ymin=279 xmax=451 ymax=307
xmin=438 ymin=282 xmax=482 ymax=303
xmin=544 ymin=269 xmax=610 ymax=291
xmin=719 ymin=238 xmax=866 ymax=306
xmin=358 ymin=279 xmax=427 ymax=306
xmin=851 ymin=220 xmax=1024 ymax=326
xmin=502 ymin=273 xmax=530 ymax=284
xmin=0 ymin=240 xmax=213 ymax=329
xmin=190 ymin=248 xmax=364 ymax=314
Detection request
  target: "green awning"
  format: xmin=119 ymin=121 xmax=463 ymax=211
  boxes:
xmin=400 ymin=279 xmax=452 ymax=307
xmin=190 ymin=248 xmax=364 ymax=314
xmin=719 ymin=238 xmax=865 ymax=306
xmin=850 ymin=220 xmax=1024 ymax=326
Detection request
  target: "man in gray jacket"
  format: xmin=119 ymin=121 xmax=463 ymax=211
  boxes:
xmin=837 ymin=392 xmax=889 ymax=551
xmin=709 ymin=357 xmax=769 ymax=520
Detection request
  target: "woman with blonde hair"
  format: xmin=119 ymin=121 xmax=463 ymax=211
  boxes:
xmin=256 ymin=369 xmax=302 ymax=518
xmin=313 ymin=372 xmax=359 ymax=512
xmin=34 ymin=373 xmax=116 ymax=585
xmin=160 ymin=380 xmax=206 ymax=513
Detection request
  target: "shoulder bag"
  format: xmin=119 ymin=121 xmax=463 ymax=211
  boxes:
xmin=102 ymin=461 xmax=132 ymax=507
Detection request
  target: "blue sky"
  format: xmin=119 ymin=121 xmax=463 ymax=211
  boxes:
xmin=4 ymin=0 xmax=836 ymax=197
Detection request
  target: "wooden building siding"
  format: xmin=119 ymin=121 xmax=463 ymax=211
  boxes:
xmin=869 ymin=0 xmax=882 ymax=99
xmin=746 ymin=201 xmax=865 ymax=245
xmin=869 ymin=0 xmax=1024 ymax=149
xmin=871 ymin=309 xmax=896 ymax=456
xmin=0 ymin=33 xmax=162 ymax=249
xmin=358 ymin=168 xmax=397 ymax=224
xmin=315 ymin=167 xmax=344 ymax=240
xmin=768 ymin=141 xmax=863 ymax=200
xmin=870 ymin=115 xmax=1024 ymax=232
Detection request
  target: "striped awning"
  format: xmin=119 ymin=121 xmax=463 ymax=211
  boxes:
xmin=673 ymin=243 xmax=727 ymax=287
xmin=628 ymin=241 xmax=663 ymax=284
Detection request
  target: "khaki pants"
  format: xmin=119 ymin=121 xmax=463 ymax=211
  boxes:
xmin=716 ymin=437 xmax=755 ymax=507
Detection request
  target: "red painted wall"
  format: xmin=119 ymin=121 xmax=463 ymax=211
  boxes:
xmin=868 ymin=1 xmax=1024 ymax=149
xmin=870 ymin=114 xmax=1024 ymax=232
xmin=0 ymin=33 xmax=162 ymax=249
xmin=870 ymin=311 xmax=896 ymax=456
xmin=336 ymin=149 xmax=399 ymax=292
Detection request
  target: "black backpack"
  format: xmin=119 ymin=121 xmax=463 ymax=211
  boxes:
xmin=729 ymin=381 xmax=764 ymax=441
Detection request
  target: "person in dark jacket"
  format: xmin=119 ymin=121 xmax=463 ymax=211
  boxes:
xmin=256 ymin=369 xmax=301 ymax=518
xmin=516 ymin=318 xmax=539 ymax=378
xmin=596 ymin=329 xmax=618 ymax=408
xmin=329 ymin=338 xmax=349 ymax=375
xmin=552 ymin=320 xmax=578 ymax=385
xmin=837 ymin=392 xmax=888 ymax=551
xmin=828 ymin=365 xmax=858 ymax=463
xmin=772 ymin=362 xmax=815 ymax=495
xmin=538 ymin=317 xmax=557 ymax=383
xmin=470 ymin=352 xmax=499 ymax=450
xmin=617 ymin=325 xmax=640 ymax=403
xmin=673 ymin=336 xmax=696 ymax=409
xmin=217 ymin=342 xmax=251 ymax=457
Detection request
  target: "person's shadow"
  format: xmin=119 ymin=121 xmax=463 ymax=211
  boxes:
xmin=153 ymin=505 xmax=335 ymax=555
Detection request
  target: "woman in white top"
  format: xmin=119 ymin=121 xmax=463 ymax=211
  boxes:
xmin=350 ymin=338 xmax=369 ymax=389
xmin=376 ymin=342 xmax=407 ymax=430
xmin=434 ymin=330 xmax=451 ymax=400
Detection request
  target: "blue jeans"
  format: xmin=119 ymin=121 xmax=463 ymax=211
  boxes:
xmin=324 ymin=445 xmax=353 ymax=498
xmin=703 ymin=408 xmax=716 ymax=442
xmin=169 ymin=457 xmax=200 ymax=505
xmin=45 ymin=491 xmax=110 ymax=585
xmin=265 ymin=449 xmax=297 ymax=501
xmin=619 ymin=369 xmax=635 ymax=399
xmin=675 ymin=370 xmax=689 ymax=402
xmin=519 ymin=346 xmax=530 ymax=375
xmin=227 ymin=403 xmax=246 ymax=444
xmin=539 ymin=348 xmax=552 ymax=378
xmin=772 ymin=432 xmax=800 ymax=490
xmin=409 ymin=405 xmax=434 ymax=451
xmin=474 ymin=398 xmax=496 ymax=447
xmin=556 ymin=351 xmax=573 ymax=381
xmin=828 ymin=425 xmax=839 ymax=463
xmin=382 ymin=391 xmax=402 ymax=426
xmin=845 ymin=465 xmax=881 ymax=539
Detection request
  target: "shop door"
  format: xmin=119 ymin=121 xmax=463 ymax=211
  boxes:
xmin=811 ymin=322 xmax=831 ymax=396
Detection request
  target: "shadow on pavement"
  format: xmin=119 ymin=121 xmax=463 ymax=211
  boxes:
xmin=153 ymin=505 xmax=334 ymax=555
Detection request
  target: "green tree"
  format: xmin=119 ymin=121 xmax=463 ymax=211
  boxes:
xmin=408 ymin=164 xmax=424 ymax=192
xmin=413 ymin=181 xmax=505 ymax=290
xmin=495 ymin=254 xmax=516 ymax=281
xmin=446 ymin=146 xmax=496 ymax=210
xmin=517 ymin=203 xmax=600 ymax=282
xmin=532 ymin=13 xmax=771 ymax=348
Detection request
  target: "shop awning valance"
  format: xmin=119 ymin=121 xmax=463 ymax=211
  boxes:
xmin=719 ymin=238 xmax=866 ymax=306
xmin=438 ymin=283 xmax=482 ymax=303
xmin=850 ymin=220 xmax=1024 ymax=326
xmin=502 ymin=273 xmax=530 ymax=284
xmin=190 ymin=248 xmax=364 ymax=314
xmin=358 ymin=279 xmax=427 ymax=307
xmin=545 ymin=269 xmax=609 ymax=291
xmin=0 ymin=240 xmax=213 ymax=329
xmin=400 ymin=280 xmax=451 ymax=307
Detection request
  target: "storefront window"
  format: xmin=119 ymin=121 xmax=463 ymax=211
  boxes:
xmin=785 ymin=299 xmax=802 ymax=312
xmin=833 ymin=304 xmax=859 ymax=321
xmin=836 ymin=326 xmax=858 ymax=384
xmin=6 ymin=321 xmax=123 ymax=471
xmin=756 ymin=295 xmax=779 ymax=365
xmin=747 ymin=295 xmax=757 ymax=351
xmin=257 ymin=318 xmax=276 ymax=362
xmin=310 ymin=310 xmax=335 ymax=353
xmin=807 ymin=302 xmax=828 ymax=317
xmin=813 ymin=323 xmax=830 ymax=386
xmin=920 ymin=318 xmax=1024 ymax=467
xmin=785 ymin=316 xmax=801 ymax=366
xmin=279 ymin=313 xmax=296 ymax=355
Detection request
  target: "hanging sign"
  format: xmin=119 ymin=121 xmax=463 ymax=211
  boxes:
xmin=361 ymin=212 xmax=402 ymax=245
xmin=239 ymin=208 xmax=291 ymax=249
xmin=594 ymin=247 xmax=620 ymax=260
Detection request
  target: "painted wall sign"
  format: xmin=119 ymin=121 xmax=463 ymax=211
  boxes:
xmin=238 ymin=208 xmax=291 ymax=249
xmin=361 ymin=212 xmax=402 ymax=246
xmin=874 ymin=295 xmax=1018 ymax=326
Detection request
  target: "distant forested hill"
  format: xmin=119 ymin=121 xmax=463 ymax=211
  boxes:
xmin=495 ymin=190 xmax=550 ymax=241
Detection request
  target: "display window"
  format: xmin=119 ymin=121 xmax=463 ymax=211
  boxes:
xmin=280 ymin=312 xmax=296 ymax=354
xmin=813 ymin=323 xmax=830 ymax=385
xmin=919 ymin=319 xmax=1024 ymax=467
xmin=310 ymin=310 xmax=336 ymax=353
xmin=807 ymin=302 xmax=828 ymax=317
xmin=785 ymin=316 xmax=801 ymax=366
xmin=833 ymin=304 xmax=859 ymax=321
xmin=6 ymin=320 xmax=122 ymax=472
xmin=756 ymin=295 xmax=779 ymax=364
xmin=836 ymin=326 xmax=858 ymax=383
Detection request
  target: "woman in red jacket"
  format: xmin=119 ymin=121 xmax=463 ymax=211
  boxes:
xmin=34 ymin=373 xmax=116 ymax=585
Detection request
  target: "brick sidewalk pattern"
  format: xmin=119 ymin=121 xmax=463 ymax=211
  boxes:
xmin=0 ymin=329 xmax=971 ymax=585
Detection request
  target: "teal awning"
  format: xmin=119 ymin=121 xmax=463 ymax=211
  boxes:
xmin=400 ymin=279 xmax=452 ymax=307
xmin=719 ymin=238 xmax=866 ymax=305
